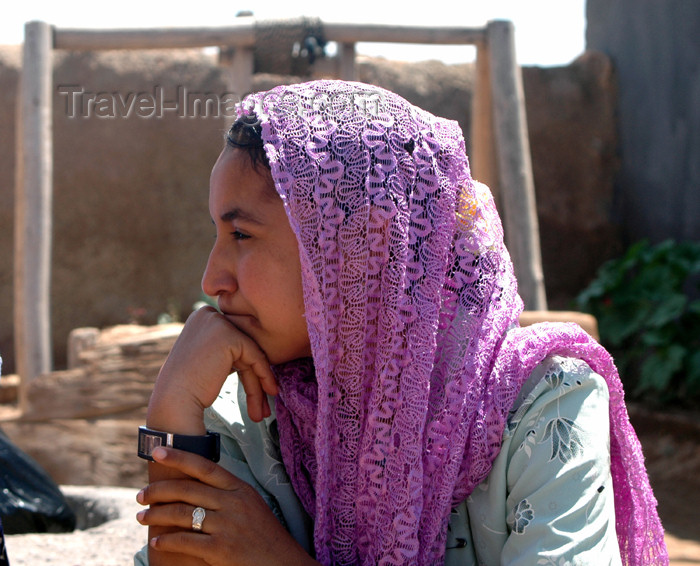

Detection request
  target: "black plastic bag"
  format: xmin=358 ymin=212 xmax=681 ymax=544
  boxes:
xmin=0 ymin=428 xmax=76 ymax=534
xmin=0 ymin=518 xmax=8 ymax=565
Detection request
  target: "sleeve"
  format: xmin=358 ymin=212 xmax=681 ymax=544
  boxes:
xmin=501 ymin=357 xmax=622 ymax=566
xmin=465 ymin=357 xmax=623 ymax=566
xmin=203 ymin=375 xmax=313 ymax=552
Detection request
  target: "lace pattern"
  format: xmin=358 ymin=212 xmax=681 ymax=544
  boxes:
xmin=237 ymin=81 xmax=667 ymax=565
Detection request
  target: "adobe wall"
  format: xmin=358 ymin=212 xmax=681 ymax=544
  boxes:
xmin=0 ymin=46 xmax=619 ymax=373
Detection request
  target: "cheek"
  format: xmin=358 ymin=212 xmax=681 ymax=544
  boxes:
xmin=265 ymin=255 xmax=306 ymax=319
xmin=238 ymin=253 xmax=297 ymax=305
xmin=237 ymin=255 xmax=269 ymax=295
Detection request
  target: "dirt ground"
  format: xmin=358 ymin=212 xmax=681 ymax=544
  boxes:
xmin=629 ymin=404 xmax=700 ymax=565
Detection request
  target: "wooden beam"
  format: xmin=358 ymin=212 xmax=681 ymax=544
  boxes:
xmin=55 ymin=20 xmax=256 ymax=50
xmin=14 ymin=20 xmax=54 ymax=410
xmin=323 ymin=23 xmax=486 ymax=45
xmin=54 ymin=20 xmax=486 ymax=51
xmin=487 ymin=20 xmax=547 ymax=310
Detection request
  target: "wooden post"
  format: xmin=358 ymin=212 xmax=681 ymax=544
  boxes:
xmin=471 ymin=39 xmax=499 ymax=204
xmin=14 ymin=20 xmax=54 ymax=410
xmin=339 ymin=42 xmax=356 ymax=82
xmin=219 ymin=46 xmax=254 ymax=99
xmin=487 ymin=20 xmax=547 ymax=310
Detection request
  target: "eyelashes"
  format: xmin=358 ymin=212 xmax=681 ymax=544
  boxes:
xmin=211 ymin=230 xmax=251 ymax=241
xmin=231 ymin=230 xmax=251 ymax=240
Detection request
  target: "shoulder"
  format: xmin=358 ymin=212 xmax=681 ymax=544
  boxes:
xmin=504 ymin=355 xmax=612 ymax=484
xmin=505 ymin=356 xmax=610 ymax=441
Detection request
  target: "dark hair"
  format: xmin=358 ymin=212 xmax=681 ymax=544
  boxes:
xmin=225 ymin=113 xmax=270 ymax=172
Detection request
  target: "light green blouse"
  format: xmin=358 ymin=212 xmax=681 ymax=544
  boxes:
xmin=136 ymin=356 xmax=622 ymax=565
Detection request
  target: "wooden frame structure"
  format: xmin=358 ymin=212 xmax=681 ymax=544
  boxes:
xmin=14 ymin=18 xmax=546 ymax=409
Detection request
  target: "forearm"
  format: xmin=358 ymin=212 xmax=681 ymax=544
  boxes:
xmin=145 ymin=371 xmax=210 ymax=565
xmin=141 ymin=307 xmax=278 ymax=565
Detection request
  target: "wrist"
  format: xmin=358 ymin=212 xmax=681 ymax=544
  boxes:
xmin=137 ymin=426 xmax=220 ymax=462
xmin=145 ymin=411 xmax=206 ymax=436
xmin=146 ymin=388 xmax=208 ymax=436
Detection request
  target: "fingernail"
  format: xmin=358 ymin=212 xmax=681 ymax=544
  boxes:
xmin=152 ymin=446 xmax=167 ymax=461
xmin=136 ymin=489 xmax=145 ymax=504
xmin=136 ymin=510 xmax=146 ymax=523
xmin=149 ymin=536 xmax=159 ymax=548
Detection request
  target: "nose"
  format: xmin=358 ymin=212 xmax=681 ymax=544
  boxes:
xmin=201 ymin=242 xmax=237 ymax=298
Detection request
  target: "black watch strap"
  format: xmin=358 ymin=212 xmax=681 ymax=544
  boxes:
xmin=138 ymin=426 xmax=220 ymax=462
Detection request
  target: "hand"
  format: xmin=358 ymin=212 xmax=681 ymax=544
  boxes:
xmin=144 ymin=307 xmax=280 ymax=565
xmin=148 ymin=306 xmax=278 ymax=430
xmin=137 ymin=447 xmax=318 ymax=566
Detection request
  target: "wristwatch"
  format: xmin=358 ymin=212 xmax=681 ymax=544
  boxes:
xmin=137 ymin=426 xmax=221 ymax=462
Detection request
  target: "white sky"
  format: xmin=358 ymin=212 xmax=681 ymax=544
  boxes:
xmin=0 ymin=1 xmax=586 ymax=66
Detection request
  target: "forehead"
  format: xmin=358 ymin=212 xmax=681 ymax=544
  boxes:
xmin=209 ymin=149 xmax=279 ymax=214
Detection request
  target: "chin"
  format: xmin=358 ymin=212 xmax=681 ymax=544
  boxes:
xmin=266 ymin=348 xmax=313 ymax=367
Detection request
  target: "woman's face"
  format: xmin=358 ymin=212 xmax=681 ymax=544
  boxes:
xmin=202 ymin=148 xmax=311 ymax=365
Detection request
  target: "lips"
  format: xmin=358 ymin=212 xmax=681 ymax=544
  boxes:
xmin=217 ymin=302 xmax=248 ymax=319
xmin=221 ymin=311 xmax=259 ymax=331
xmin=222 ymin=311 xmax=251 ymax=321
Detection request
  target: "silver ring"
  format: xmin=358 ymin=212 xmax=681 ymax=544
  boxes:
xmin=192 ymin=506 xmax=206 ymax=532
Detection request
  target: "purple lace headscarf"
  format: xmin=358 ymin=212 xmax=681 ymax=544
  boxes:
xmin=237 ymin=80 xmax=667 ymax=565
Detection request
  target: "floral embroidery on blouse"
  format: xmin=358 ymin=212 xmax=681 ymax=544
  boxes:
xmin=510 ymin=359 xmax=588 ymax=464
xmin=512 ymin=499 xmax=534 ymax=534
xmin=537 ymin=556 xmax=574 ymax=566
xmin=543 ymin=417 xmax=584 ymax=463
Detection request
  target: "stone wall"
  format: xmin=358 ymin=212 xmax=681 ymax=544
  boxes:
xmin=586 ymin=0 xmax=700 ymax=245
xmin=0 ymin=46 xmax=619 ymax=373
xmin=0 ymin=324 xmax=182 ymax=488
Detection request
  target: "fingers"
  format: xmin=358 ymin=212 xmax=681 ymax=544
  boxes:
xmin=147 ymin=529 xmax=214 ymax=559
xmin=138 ymin=477 xmax=220 ymax=510
xmin=237 ymin=367 xmax=272 ymax=422
xmin=176 ymin=307 xmax=278 ymax=422
xmin=248 ymin=363 xmax=279 ymax=397
xmin=146 ymin=447 xmax=244 ymax=492
xmin=234 ymin=360 xmax=277 ymax=413
xmin=219 ymin=314 xmax=278 ymax=423
xmin=186 ymin=308 xmax=277 ymax=393
xmin=137 ymin=501 xmax=210 ymax=532
xmin=221 ymin=317 xmax=278 ymax=397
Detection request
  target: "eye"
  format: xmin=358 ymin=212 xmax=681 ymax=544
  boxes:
xmin=231 ymin=229 xmax=251 ymax=241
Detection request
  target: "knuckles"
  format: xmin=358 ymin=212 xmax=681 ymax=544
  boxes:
xmin=175 ymin=501 xmax=195 ymax=521
xmin=199 ymin=457 xmax=222 ymax=478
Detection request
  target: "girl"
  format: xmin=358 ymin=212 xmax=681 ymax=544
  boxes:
xmin=135 ymin=80 xmax=667 ymax=565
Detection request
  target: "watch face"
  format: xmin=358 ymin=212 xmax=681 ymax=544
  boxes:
xmin=139 ymin=431 xmax=163 ymax=458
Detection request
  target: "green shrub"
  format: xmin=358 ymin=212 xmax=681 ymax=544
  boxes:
xmin=576 ymin=239 xmax=700 ymax=407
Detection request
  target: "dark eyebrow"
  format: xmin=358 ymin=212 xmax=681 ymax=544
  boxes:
xmin=219 ymin=207 xmax=264 ymax=225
